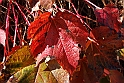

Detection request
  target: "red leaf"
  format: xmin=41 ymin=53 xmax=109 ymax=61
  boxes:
xmin=56 ymin=10 xmax=88 ymax=49
xmin=91 ymin=26 xmax=118 ymax=40
xmin=91 ymin=26 xmax=123 ymax=51
xmin=0 ymin=0 xmax=2 ymax=4
xmin=54 ymin=28 xmax=79 ymax=74
xmin=94 ymin=4 xmax=120 ymax=32
xmin=85 ymin=41 xmax=104 ymax=78
xmin=28 ymin=12 xmax=51 ymax=39
xmin=85 ymin=0 xmax=121 ymax=32
xmin=28 ymin=12 xmax=53 ymax=56
xmin=28 ymin=10 xmax=88 ymax=74
xmin=0 ymin=29 xmax=6 ymax=46
xmin=92 ymin=26 xmax=122 ymax=57
xmin=36 ymin=29 xmax=80 ymax=74
xmin=85 ymin=39 xmax=121 ymax=78
xmin=86 ymin=26 xmax=122 ymax=78
xmin=120 ymin=28 xmax=124 ymax=36
xmin=70 ymin=59 xmax=98 ymax=83
xmin=109 ymin=70 xmax=124 ymax=83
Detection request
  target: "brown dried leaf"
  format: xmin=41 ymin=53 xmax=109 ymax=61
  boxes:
xmin=39 ymin=0 xmax=55 ymax=9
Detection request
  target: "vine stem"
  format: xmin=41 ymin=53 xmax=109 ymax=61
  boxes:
xmin=5 ymin=0 xmax=12 ymax=55
xmin=84 ymin=0 xmax=101 ymax=10
xmin=14 ymin=1 xmax=30 ymax=26
xmin=12 ymin=4 xmax=22 ymax=47
xmin=70 ymin=1 xmax=92 ymax=30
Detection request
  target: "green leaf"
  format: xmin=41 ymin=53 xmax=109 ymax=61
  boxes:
xmin=7 ymin=64 xmax=37 ymax=83
xmin=7 ymin=56 xmax=70 ymax=83
xmin=6 ymin=46 xmax=35 ymax=74
xmin=14 ymin=64 xmax=37 ymax=83
xmin=7 ymin=60 xmax=61 ymax=83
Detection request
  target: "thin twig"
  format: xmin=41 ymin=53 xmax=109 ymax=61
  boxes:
xmin=0 ymin=11 xmax=14 ymax=22
xmin=12 ymin=4 xmax=22 ymax=47
xmin=102 ymin=0 xmax=106 ymax=6
xmin=71 ymin=2 xmax=92 ymax=30
xmin=14 ymin=1 xmax=30 ymax=26
xmin=5 ymin=0 xmax=11 ymax=54
xmin=0 ymin=5 xmax=7 ymax=10
xmin=84 ymin=0 xmax=101 ymax=10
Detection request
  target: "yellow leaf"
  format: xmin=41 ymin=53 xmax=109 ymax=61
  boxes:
xmin=6 ymin=46 xmax=35 ymax=74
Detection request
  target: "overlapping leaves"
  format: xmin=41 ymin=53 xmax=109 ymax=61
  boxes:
xmin=85 ymin=26 xmax=123 ymax=79
xmin=7 ymin=59 xmax=69 ymax=83
xmin=6 ymin=46 xmax=35 ymax=75
xmin=1 ymin=0 xmax=124 ymax=83
xmin=28 ymin=10 xmax=88 ymax=74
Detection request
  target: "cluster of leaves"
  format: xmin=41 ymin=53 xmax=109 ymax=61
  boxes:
xmin=0 ymin=0 xmax=124 ymax=83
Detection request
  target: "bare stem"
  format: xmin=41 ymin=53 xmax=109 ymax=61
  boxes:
xmin=5 ymin=0 xmax=11 ymax=54
xmin=14 ymin=1 xmax=30 ymax=26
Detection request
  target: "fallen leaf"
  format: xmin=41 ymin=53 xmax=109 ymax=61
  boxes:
xmin=28 ymin=12 xmax=51 ymax=39
xmin=91 ymin=26 xmax=123 ymax=51
xmin=54 ymin=29 xmax=80 ymax=74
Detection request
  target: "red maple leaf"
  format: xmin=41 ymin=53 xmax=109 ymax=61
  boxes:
xmin=28 ymin=10 xmax=88 ymax=74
